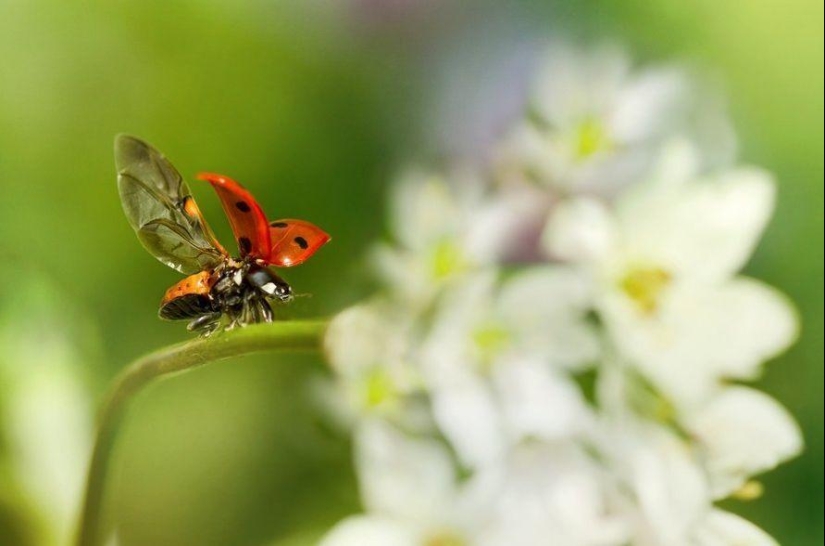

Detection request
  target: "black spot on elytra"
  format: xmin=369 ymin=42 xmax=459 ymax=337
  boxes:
xmin=239 ymin=237 xmax=252 ymax=254
xmin=235 ymin=201 xmax=251 ymax=212
xmin=294 ymin=236 xmax=309 ymax=249
xmin=270 ymin=221 xmax=289 ymax=228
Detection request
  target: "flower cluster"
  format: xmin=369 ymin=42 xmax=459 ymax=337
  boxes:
xmin=319 ymin=43 xmax=801 ymax=546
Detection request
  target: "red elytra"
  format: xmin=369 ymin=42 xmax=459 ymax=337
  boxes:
xmin=267 ymin=218 xmax=332 ymax=267
xmin=196 ymin=172 xmax=272 ymax=259
xmin=197 ymin=172 xmax=330 ymax=266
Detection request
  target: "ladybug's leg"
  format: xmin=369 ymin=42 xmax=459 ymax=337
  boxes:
xmin=223 ymin=302 xmax=244 ymax=330
xmin=187 ymin=312 xmax=222 ymax=336
xmin=258 ymin=299 xmax=274 ymax=323
xmin=201 ymin=321 xmax=222 ymax=337
xmin=239 ymin=297 xmax=256 ymax=327
xmin=244 ymin=297 xmax=273 ymax=324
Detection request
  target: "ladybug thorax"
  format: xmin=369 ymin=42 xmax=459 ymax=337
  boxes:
xmin=211 ymin=261 xmax=292 ymax=307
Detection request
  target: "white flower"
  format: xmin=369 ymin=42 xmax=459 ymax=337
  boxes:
xmin=603 ymin=421 xmax=709 ymax=546
xmin=545 ymin=142 xmax=799 ymax=406
xmin=600 ymin=419 xmax=780 ymax=546
xmin=419 ymin=269 xmax=598 ymax=469
xmin=420 ymin=268 xmax=599 ymax=377
xmin=322 ymin=301 xmax=429 ymax=429
xmin=320 ymin=516 xmax=417 ymax=546
xmin=685 ymin=386 xmax=803 ymax=498
xmin=466 ymin=441 xmax=631 ymax=546
xmin=497 ymin=43 xmax=735 ymax=195
xmin=319 ymin=419 xmax=484 ymax=546
xmin=322 ymin=421 xmax=628 ymax=546
xmin=322 ymin=41 xmax=801 ymax=546
xmin=373 ymin=170 xmax=491 ymax=306
xmin=355 ymin=420 xmax=460 ymax=530
xmin=691 ymin=510 xmax=779 ymax=546
xmin=374 ymin=169 xmax=561 ymax=303
xmin=597 ymin=362 xmax=801 ymax=505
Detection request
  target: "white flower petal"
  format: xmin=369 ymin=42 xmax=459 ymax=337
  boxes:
xmin=319 ymin=516 xmax=418 ymax=546
xmin=694 ymin=278 xmax=799 ymax=379
xmin=492 ymin=358 xmax=592 ymax=441
xmin=355 ymin=419 xmax=456 ymax=523
xmin=610 ymin=68 xmax=688 ymax=144
xmin=370 ymin=244 xmax=432 ymax=304
xmin=419 ymin=273 xmax=498 ymax=384
xmin=616 ymin=425 xmax=709 ymax=546
xmin=323 ymin=301 xmax=424 ymax=420
xmin=390 ymin=171 xmax=461 ymax=250
xmin=572 ymin=150 xmax=657 ymax=196
xmin=644 ymin=139 xmax=703 ymax=190
xmin=325 ymin=302 xmax=398 ymax=377
xmin=618 ymin=168 xmax=776 ymax=281
xmin=497 ymin=267 xmax=600 ymax=369
xmin=467 ymin=443 xmax=630 ymax=546
xmin=543 ymin=197 xmax=616 ymax=263
xmin=430 ymin=378 xmax=506 ymax=469
xmin=691 ymin=510 xmax=778 ymax=546
xmin=687 ymin=387 xmax=803 ymax=498
xmin=532 ymin=42 xmax=631 ymax=127
xmin=604 ymin=278 xmax=798 ymax=405
xmin=499 ymin=267 xmax=593 ymax=317
xmin=496 ymin=122 xmax=553 ymax=183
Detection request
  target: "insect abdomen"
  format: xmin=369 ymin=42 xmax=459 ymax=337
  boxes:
xmin=159 ymin=270 xmax=217 ymax=320
xmin=159 ymin=293 xmax=215 ymax=320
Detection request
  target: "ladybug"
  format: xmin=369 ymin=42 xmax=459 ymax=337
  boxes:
xmin=115 ymin=135 xmax=330 ymax=336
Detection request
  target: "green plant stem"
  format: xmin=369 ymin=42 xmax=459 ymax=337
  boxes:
xmin=75 ymin=320 xmax=328 ymax=546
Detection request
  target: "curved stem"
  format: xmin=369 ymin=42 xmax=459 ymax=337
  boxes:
xmin=75 ymin=320 xmax=328 ymax=546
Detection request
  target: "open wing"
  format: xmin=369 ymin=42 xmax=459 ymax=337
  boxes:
xmin=196 ymin=172 xmax=272 ymax=260
xmin=115 ymin=135 xmax=227 ymax=274
xmin=267 ymin=219 xmax=331 ymax=267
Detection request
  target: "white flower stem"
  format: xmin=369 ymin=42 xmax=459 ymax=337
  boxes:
xmin=74 ymin=320 xmax=328 ymax=546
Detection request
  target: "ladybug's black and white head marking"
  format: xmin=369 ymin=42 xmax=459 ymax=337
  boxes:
xmin=246 ymin=264 xmax=293 ymax=303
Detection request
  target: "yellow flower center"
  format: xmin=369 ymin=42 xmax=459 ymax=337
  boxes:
xmin=732 ymin=480 xmax=765 ymax=501
xmin=621 ymin=266 xmax=672 ymax=315
xmin=431 ymin=240 xmax=468 ymax=280
xmin=362 ymin=368 xmax=396 ymax=409
xmin=573 ymin=118 xmax=612 ymax=160
xmin=473 ymin=323 xmax=511 ymax=355
xmin=472 ymin=322 xmax=512 ymax=369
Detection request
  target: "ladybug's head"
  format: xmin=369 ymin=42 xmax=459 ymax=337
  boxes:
xmin=246 ymin=264 xmax=293 ymax=303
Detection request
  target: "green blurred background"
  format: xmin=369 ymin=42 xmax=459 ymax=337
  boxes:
xmin=0 ymin=1 xmax=821 ymax=545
